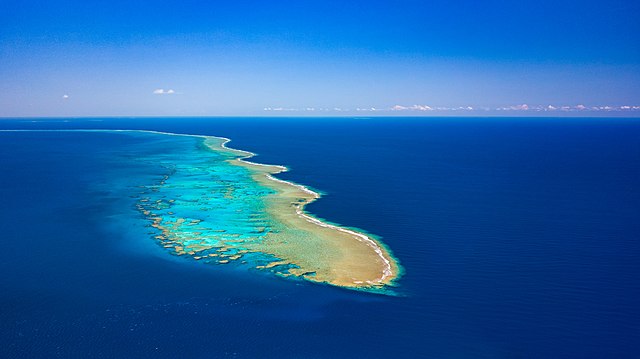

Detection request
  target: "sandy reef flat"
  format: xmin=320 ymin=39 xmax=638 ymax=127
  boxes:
xmin=208 ymin=137 xmax=401 ymax=289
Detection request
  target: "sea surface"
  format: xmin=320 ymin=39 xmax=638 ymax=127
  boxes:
xmin=0 ymin=117 xmax=638 ymax=358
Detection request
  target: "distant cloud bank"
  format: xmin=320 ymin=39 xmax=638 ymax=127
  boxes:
xmin=264 ymin=104 xmax=640 ymax=113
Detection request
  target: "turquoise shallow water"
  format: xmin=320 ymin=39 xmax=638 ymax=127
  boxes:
xmin=125 ymin=132 xmax=279 ymax=266
xmin=0 ymin=118 xmax=639 ymax=358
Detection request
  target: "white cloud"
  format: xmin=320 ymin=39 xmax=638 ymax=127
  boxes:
xmin=264 ymin=107 xmax=298 ymax=111
xmin=62 ymin=94 xmax=69 ymax=99
xmin=411 ymin=105 xmax=433 ymax=111
xmin=153 ymin=89 xmax=177 ymax=95
xmin=392 ymin=104 xmax=433 ymax=111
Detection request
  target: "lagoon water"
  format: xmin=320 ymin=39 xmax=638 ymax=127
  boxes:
xmin=0 ymin=117 xmax=639 ymax=358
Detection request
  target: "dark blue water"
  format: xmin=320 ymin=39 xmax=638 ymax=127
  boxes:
xmin=1 ymin=118 xmax=639 ymax=358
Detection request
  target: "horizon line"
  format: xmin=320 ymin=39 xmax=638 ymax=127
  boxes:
xmin=2 ymin=115 xmax=640 ymax=120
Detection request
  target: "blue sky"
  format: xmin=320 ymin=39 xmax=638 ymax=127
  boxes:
xmin=1 ymin=0 xmax=639 ymax=116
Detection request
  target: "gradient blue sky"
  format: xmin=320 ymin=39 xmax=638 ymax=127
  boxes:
xmin=1 ymin=0 xmax=639 ymax=117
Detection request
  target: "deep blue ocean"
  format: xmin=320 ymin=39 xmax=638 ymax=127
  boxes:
xmin=0 ymin=117 xmax=638 ymax=358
